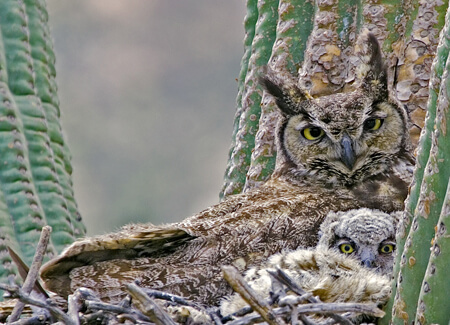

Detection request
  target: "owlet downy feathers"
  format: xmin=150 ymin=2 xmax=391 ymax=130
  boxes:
xmin=220 ymin=208 xmax=400 ymax=323
xmin=40 ymin=33 xmax=413 ymax=306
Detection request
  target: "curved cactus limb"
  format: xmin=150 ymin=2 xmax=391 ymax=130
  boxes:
xmin=387 ymin=5 xmax=450 ymax=323
xmin=221 ymin=0 xmax=258 ymax=200
xmin=0 ymin=0 xmax=85 ymax=287
xmin=221 ymin=0 xmax=279 ymax=197
xmin=414 ymin=179 xmax=450 ymax=324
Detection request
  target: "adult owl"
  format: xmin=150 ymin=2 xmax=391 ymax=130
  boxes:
xmin=40 ymin=33 xmax=413 ymax=306
xmin=220 ymin=208 xmax=399 ymax=323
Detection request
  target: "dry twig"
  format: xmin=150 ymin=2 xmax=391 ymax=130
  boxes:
xmin=0 ymin=284 xmax=74 ymax=325
xmin=8 ymin=226 xmax=52 ymax=323
xmin=85 ymin=300 xmax=152 ymax=322
xmin=222 ymin=265 xmax=286 ymax=325
xmin=9 ymin=314 xmax=46 ymax=325
xmin=143 ymin=287 xmax=202 ymax=309
xmin=126 ymin=282 xmax=177 ymax=325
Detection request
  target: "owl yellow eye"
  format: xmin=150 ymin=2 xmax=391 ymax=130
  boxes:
xmin=364 ymin=118 xmax=384 ymax=131
xmin=339 ymin=243 xmax=355 ymax=254
xmin=379 ymin=244 xmax=395 ymax=254
xmin=302 ymin=127 xmax=325 ymax=141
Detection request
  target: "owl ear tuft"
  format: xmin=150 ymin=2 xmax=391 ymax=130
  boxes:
xmin=356 ymin=31 xmax=388 ymax=99
xmin=259 ymin=68 xmax=312 ymax=116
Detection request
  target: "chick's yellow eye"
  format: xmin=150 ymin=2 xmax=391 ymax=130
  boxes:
xmin=364 ymin=118 xmax=384 ymax=131
xmin=339 ymin=243 xmax=354 ymax=254
xmin=380 ymin=244 xmax=395 ymax=254
xmin=302 ymin=127 xmax=324 ymax=141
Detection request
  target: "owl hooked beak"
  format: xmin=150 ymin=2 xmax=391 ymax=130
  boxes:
xmin=340 ymin=134 xmax=356 ymax=170
xmin=360 ymin=247 xmax=376 ymax=269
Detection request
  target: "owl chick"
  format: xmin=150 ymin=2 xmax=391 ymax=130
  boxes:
xmin=220 ymin=208 xmax=399 ymax=322
xmin=318 ymin=208 xmax=400 ymax=275
xmin=40 ymin=33 xmax=413 ymax=306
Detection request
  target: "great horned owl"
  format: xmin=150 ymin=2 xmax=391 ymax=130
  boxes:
xmin=40 ymin=33 xmax=413 ymax=306
xmin=317 ymin=208 xmax=400 ymax=275
xmin=220 ymin=208 xmax=399 ymax=322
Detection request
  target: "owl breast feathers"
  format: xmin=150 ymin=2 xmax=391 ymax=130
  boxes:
xmin=40 ymin=33 xmax=413 ymax=306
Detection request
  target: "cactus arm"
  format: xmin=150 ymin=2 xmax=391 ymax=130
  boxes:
xmin=395 ymin=0 xmax=449 ymax=147
xmin=24 ymin=0 xmax=85 ymax=240
xmin=0 ymin=0 xmax=58 ymax=264
xmin=389 ymin=6 xmax=450 ymax=323
xmin=221 ymin=0 xmax=258 ymax=199
xmin=415 ymin=179 xmax=450 ymax=324
xmin=0 ymin=0 xmax=85 ymax=282
xmin=221 ymin=0 xmax=279 ymax=197
xmin=413 ymin=22 xmax=450 ymax=322
xmin=0 ymin=180 xmax=20 ymax=284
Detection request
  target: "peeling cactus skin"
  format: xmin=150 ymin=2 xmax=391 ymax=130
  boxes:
xmin=0 ymin=0 xmax=86 ymax=286
xmin=395 ymin=0 xmax=449 ymax=148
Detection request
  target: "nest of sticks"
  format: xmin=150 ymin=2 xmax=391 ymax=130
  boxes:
xmin=0 ymin=227 xmax=383 ymax=325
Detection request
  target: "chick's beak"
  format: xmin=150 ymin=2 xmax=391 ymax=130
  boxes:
xmin=360 ymin=248 xmax=376 ymax=269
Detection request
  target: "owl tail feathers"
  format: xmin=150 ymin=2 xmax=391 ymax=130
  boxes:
xmin=40 ymin=224 xmax=195 ymax=298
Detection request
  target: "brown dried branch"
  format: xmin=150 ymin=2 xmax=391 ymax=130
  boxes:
xmin=225 ymin=306 xmax=291 ymax=325
xmin=278 ymin=293 xmax=313 ymax=307
xmin=0 ymin=284 xmax=74 ymax=325
xmin=126 ymin=282 xmax=177 ymax=325
xmin=209 ymin=310 xmax=224 ymax=325
xmin=143 ymin=287 xmax=202 ymax=309
xmin=9 ymin=315 xmax=46 ymax=325
xmin=7 ymin=248 xmax=49 ymax=299
xmin=268 ymin=272 xmax=317 ymax=325
xmin=294 ymin=303 xmax=383 ymax=317
xmin=85 ymin=300 xmax=152 ymax=322
xmin=222 ymin=265 xmax=286 ymax=325
xmin=67 ymin=292 xmax=82 ymax=325
xmin=8 ymin=226 xmax=52 ymax=323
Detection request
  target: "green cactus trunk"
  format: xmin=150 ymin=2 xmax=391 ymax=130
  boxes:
xmin=0 ymin=0 xmax=85 ymax=286
xmin=388 ymin=6 xmax=450 ymax=323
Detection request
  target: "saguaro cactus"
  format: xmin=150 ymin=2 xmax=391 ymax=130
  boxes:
xmin=386 ymin=6 xmax=450 ymax=323
xmin=0 ymin=0 xmax=85 ymax=285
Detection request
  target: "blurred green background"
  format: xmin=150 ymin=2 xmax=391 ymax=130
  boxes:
xmin=46 ymin=1 xmax=245 ymax=235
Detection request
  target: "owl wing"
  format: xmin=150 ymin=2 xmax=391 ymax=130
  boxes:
xmin=40 ymin=224 xmax=195 ymax=292
xmin=41 ymin=180 xmax=364 ymax=299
